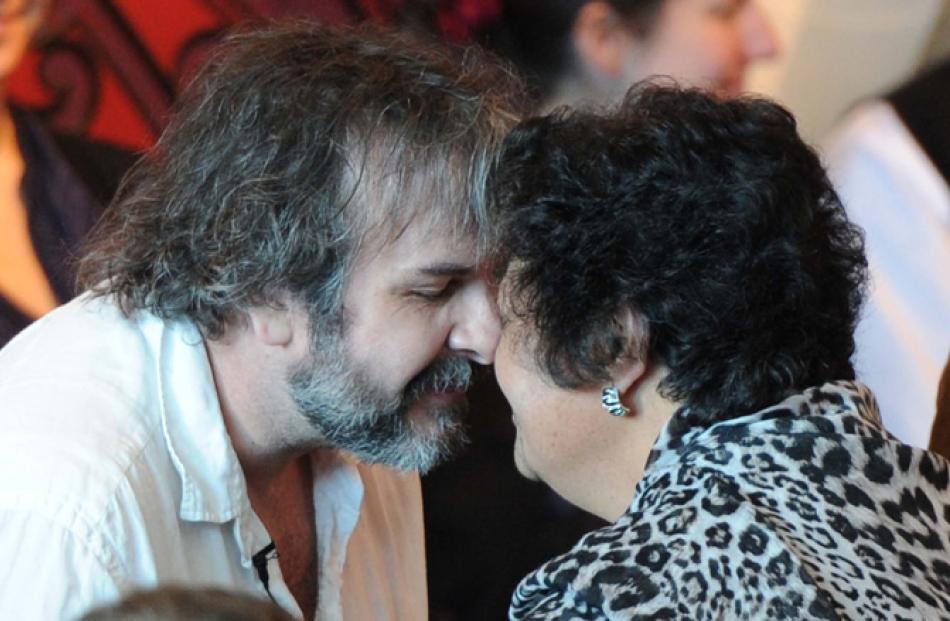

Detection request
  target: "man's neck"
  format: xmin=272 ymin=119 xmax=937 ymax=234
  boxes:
xmin=204 ymin=328 xmax=314 ymax=489
xmin=205 ymin=329 xmax=321 ymax=620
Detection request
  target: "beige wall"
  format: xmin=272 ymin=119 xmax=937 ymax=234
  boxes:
xmin=746 ymin=0 xmax=946 ymax=143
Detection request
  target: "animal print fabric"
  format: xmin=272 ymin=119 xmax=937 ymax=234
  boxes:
xmin=510 ymin=381 xmax=950 ymax=620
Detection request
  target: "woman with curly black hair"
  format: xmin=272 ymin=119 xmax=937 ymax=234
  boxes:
xmin=492 ymin=84 xmax=950 ymax=619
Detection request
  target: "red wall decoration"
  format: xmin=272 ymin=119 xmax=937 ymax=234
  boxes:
xmin=7 ymin=0 xmax=419 ymax=150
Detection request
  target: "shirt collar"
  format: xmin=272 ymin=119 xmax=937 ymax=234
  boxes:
xmin=138 ymin=310 xmax=369 ymax=573
xmin=139 ymin=312 xmax=268 ymax=564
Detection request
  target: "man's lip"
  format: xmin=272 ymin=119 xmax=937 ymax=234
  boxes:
xmin=422 ymin=389 xmax=467 ymax=405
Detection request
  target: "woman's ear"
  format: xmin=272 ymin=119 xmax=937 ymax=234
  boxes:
xmin=572 ymin=1 xmax=637 ymax=79
xmin=610 ymin=307 xmax=649 ymax=398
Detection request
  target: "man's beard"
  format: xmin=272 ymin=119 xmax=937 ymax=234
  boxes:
xmin=287 ymin=331 xmax=473 ymax=473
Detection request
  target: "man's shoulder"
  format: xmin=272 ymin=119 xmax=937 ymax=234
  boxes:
xmin=0 ymin=294 xmax=172 ymax=526
xmin=0 ymin=295 xmax=160 ymax=428
xmin=0 ymin=293 xmax=153 ymax=387
xmin=0 ymin=408 xmax=175 ymax=588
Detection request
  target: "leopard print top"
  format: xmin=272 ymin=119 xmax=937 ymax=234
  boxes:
xmin=510 ymin=381 xmax=950 ymax=620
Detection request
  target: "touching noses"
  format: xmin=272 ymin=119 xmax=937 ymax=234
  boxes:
xmin=447 ymin=280 xmax=502 ymax=365
xmin=740 ymin=4 xmax=780 ymax=62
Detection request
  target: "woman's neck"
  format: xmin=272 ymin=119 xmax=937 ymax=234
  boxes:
xmin=598 ymin=364 xmax=680 ymax=522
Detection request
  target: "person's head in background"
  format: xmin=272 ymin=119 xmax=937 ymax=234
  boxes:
xmin=80 ymin=587 xmax=293 ymax=621
xmin=483 ymin=0 xmax=778 ymax=109
xmin=0 ymin=0 xmax=46 ymax=88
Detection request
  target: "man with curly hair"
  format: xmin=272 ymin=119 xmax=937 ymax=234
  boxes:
xmin=0 ymin=23 xmax=519 ymax=621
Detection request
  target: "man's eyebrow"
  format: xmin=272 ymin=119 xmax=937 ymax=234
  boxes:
xmin=415 ymin=262 xmax=475 ymax=277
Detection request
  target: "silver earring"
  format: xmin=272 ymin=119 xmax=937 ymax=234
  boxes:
xmin=601 ymin=386 xmax=629 ymax=417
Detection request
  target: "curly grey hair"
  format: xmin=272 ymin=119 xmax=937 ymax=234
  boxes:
xmin=79 ymin=22 xmax=522 ymax=338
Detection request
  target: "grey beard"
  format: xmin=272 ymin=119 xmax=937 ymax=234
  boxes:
xmin=288 ymin=337 xmax=473 ymax=473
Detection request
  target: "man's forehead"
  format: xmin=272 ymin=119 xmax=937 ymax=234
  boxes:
xmin=354 ymin=215 xmax=481 ymax=275
xmin=345 ymin=149 xmax=489 ymax=266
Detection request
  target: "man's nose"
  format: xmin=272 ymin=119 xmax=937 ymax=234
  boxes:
xmin=741 ymin=3 xmax=781 ymax=62
xmin=447 ymin=282 xmax=502 ymax=365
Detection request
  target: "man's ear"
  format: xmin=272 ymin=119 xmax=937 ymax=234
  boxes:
xmin=572 ymin=1 xmax=636 ymax=79
xmin=248 ymin=304 xmax=294 ymax=347
xmin=610 ymin=307 xmax=649 ymax=398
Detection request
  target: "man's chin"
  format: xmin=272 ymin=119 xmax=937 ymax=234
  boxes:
xmin=408 ymin=400 xmax=469 ymax=471
xmin=353 ymin=398 xmax=468 ymax=474
xmin=404 ymin=391 xmax=468 ymax=439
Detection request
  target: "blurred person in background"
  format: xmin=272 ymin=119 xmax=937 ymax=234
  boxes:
xmin=423 ymin=1 xmax=778 ymax=618
xmin=932 ymin=353 xmax=950 ymax=458
xmin=824 ymin=57 xmax=950 ymax=452
xmin=482 ymin=0 xmax=778 ymax=110
xmin=0 ymin=0 xmax=133 ymax=347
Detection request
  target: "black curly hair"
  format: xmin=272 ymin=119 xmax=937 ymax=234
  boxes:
xmin=492 ymin=84 xmax=868 ymax=424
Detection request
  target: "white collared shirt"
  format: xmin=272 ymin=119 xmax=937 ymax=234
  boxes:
xmin=824 ymin=101 xmax=950 ymax=448
xmin=0 ymin=294 xmax=427 ymax=620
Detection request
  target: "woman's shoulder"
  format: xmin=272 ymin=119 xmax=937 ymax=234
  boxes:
xmin=512 ymin=405 xmax=950 ymax=619
xmin=511 ymin=469 xmax=838 ymax=619
xmin=509 ymin=481 xmax=726 ymax=619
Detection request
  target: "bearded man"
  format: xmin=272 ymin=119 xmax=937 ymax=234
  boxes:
xmin=0 ymin=23 xmax=519 ymax=621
